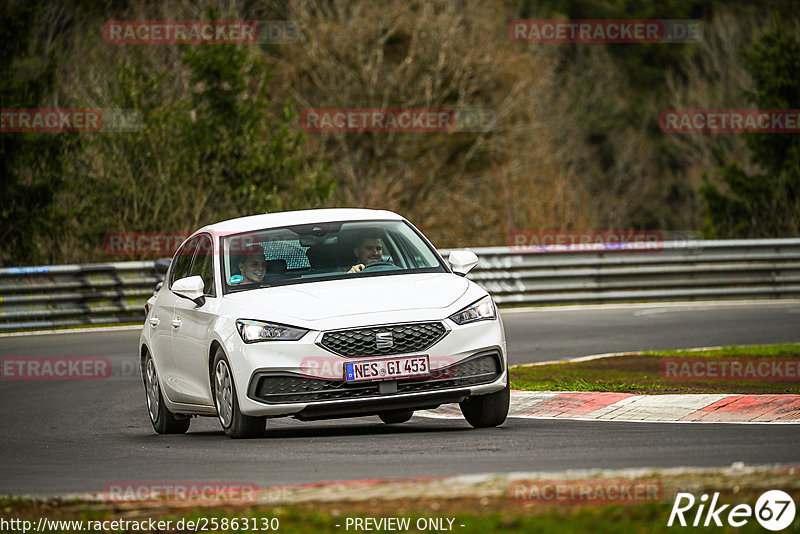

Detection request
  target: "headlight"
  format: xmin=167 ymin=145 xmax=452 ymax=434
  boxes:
xmin=449 ymin=295 xmax=496 ymax=325
xmin=236 ymin=319 xmax=308 ymax=343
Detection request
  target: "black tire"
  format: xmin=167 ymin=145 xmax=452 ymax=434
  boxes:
xmin=142 ymin=351 xmax=190 ymax=434
xmin=378 ymin=409 xmax=414 ymax=424
xmin=212 ymin=347 xmax=266 ymax=439
xmin=459 ymin=381 xmax=510 ymax=428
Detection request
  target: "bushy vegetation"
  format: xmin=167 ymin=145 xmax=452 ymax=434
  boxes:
xmin=1 ymin=0 xmax=798 ymax=266
xmin=699 ymin=25 xmax=800 ymax=237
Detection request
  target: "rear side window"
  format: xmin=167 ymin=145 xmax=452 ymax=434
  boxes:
xmin=170 ymin=236 xmax=199 ymax=287
xmin=262 ymin=240 xmax=310 ymax=269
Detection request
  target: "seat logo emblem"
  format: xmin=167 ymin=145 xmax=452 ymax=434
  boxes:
xmin=376 ymin=332 xmax=393 ymax=349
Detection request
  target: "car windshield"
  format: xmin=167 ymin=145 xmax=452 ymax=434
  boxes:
xmin=222 ymin=220 xmax=446 ymax=292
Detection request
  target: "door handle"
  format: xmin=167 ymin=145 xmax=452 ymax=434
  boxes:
xmin=171 ymin=318 xmax=182 ymax=328
xmin=149 ymin=316 xmax=160 ymax=327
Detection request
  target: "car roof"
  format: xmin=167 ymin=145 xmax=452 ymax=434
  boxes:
xmin=196 ymin=208 xmax=405 ymax=236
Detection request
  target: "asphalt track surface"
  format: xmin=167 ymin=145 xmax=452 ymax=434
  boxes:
xmin=1 ymin=301 xmax=798 ymax=496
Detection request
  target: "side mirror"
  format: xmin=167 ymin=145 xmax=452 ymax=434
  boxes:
xmin=172 ymin=275 xmax=206 ymax=307
xmin=448 ymin=250 xmax=479 ymax=276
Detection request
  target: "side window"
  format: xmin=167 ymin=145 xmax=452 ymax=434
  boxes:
xmin=170 ymin=236 xmax=199 ymax=288
xmin=190 ymin=234 xmax=215 ymax=296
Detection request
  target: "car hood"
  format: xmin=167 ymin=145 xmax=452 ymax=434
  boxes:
xmin=223 ymin=273 xmax=470 ymax=322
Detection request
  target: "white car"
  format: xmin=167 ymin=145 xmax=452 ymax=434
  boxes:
xmin=139 ymin=208 xmax=509 ymax=438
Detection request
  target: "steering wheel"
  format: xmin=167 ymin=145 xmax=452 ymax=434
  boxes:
xmin=361 ymin=261 xmax=398 ymax=271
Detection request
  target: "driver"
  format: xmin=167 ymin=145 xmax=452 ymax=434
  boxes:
xmin=237 ymin=245 xmax=267 ymax=284
xmin=347 ymin=234 xmax=386 ymax=273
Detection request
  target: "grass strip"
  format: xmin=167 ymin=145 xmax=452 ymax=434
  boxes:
xmin=3 ymin=484 xmax=798 ymax=533
xmin=510 ymin=343 xmax=800 ymax=394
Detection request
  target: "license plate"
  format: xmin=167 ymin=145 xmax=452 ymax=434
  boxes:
xmin=344 ymin=355 xmax=430 ymax=382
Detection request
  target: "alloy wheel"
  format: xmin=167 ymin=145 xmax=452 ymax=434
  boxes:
xmin=215 ymin=360 xmax=234 ymax=428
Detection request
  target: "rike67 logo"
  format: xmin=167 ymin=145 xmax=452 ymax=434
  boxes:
xmin=668 ymin=490 xmax=796 ymax=531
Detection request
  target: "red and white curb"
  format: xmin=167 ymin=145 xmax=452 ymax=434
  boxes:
xmin=418 ymin=391 xmax=800 ymax=423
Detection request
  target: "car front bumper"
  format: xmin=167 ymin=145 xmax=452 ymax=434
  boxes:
xmin=229 ymin=317 xmax=508 ymax=418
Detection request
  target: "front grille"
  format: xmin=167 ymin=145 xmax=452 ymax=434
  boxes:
xmin=249 ymin=351 xmax=502 ymax=404
xmin=318 ymin=322 xmax=447 ymax=357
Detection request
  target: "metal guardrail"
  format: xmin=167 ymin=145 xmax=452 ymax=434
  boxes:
xmin=0 ymin=262 xmax=158 ymax=331
xmin=1 ymin=239 xmax=799 ymax=331
xmin=455 ymin=239 xmax=800 ymax=306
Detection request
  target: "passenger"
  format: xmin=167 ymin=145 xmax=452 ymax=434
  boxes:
xmin=237 ymin=246 xmax=267 ymax=284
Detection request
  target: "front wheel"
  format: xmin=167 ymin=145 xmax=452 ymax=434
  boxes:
xmin=142 ymin=351 xmax=190 ymax=434
xmin=212 ymin=348 xmax=266 ymax=439
xmin=459 ymin=381 xmax=510 ymax=428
